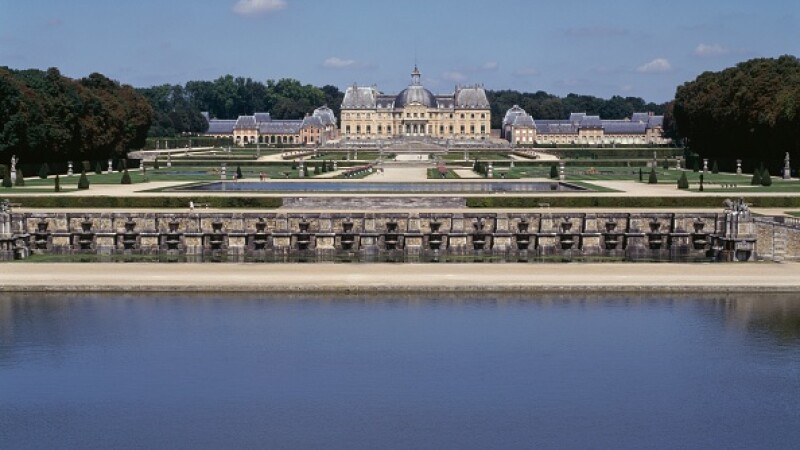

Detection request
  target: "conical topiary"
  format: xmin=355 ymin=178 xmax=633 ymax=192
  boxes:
xmin=54 ymin=174 xmax=61 ymax=192
xmin=648 ymin=168 xmax=658 ymax=184
xmin=39 ymin=163 xmax=50 ymax=179
xmin=2 ymin=165 xmax=12 ymax=188
xmin=550 ymin=164 xmax=559 ymax=179
xmin=761 ymin=168 xmax=772 ymax=186
xmin=121 ymin=169 xmax=132 ymax=184
xmin=77 ymin=171 xmax=90 ymax=190
xmin=750 ymin=169 xmax=762 ymax=186
xmin=711 ymin=160 xmax=719 ymax=174
xmin=14 ymin=168 xmax=24 ymax=186
xmin=236 ymin=165 xmax=243 ymax=180
xmin=677 ymin=171 xmax=689 ymax=189
xmin=95 ymin=161 xmax=103 ymax=175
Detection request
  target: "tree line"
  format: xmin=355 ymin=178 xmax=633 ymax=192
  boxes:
xmin=673 ymin=55 xmax=800 ymax=167
xmin=0 ymin=67 xmax=152 ymax=164
xmin=136 ymin=76 xmax=344 ymax=137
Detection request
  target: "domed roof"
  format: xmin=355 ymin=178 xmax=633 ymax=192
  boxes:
xmin=395 ymin=65 xmax=437 ymax=108
xmin=395 ymin=85 xmax=437 ymax=108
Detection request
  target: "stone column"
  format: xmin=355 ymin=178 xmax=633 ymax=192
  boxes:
xmin=736 ymin=159 xmax=742 ymax=175
xmin=703 ymin=159 xmax=709 ymax=173
xmin=559 ymin=161 xmax=566 ymax=181
xmin=107 ymin=159 xmax=113 ymax=173
xmin=67 ymin=161 xmax=73 ymax=176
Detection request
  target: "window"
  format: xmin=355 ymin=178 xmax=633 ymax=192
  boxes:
xmin=345 ymin=125 xmax=351 ymax=134
xmin=366 ymin=125 xmax=371 ymax=134
xmin=471 ymin=113 xmax=475 ymax=119
xmin=460 ymin=113 xmax=465 ymax=119
xmin=460 ymin=125 xmax=465 ymax=134
xmin=481 ymin=125 xmax=486 ymax=134
xmin=481 ymin=113 xmax=485 ymax=119
xmin=356 ymin=125 xmax=361 ymax=134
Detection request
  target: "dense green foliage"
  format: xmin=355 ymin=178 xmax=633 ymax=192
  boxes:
xmin=1 ymin=196 xmax=283 ymax=209
xmin=0 ymin=67 xmax=152 ymax=164
xmin=487 ymin=91 xmax=667 ymax=129
xmin=673 ymin=56 xmax=800 ymax=166
xmin=761 ymin=168 xmax=772 ymax=186
xmin=138 ymin=77 xmax=344 ymax=136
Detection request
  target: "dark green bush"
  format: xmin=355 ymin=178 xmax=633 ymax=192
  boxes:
xmin=14 ymin=169 xmax=24 ymax=186
xmin=121 ymin=170 xmax=132 ymax=184
xmin=648 ymin=168 xmax=658 ymax=184
xmin=153 ymin=158 xmax=160 ymax=170
xmin=550 ymin=164 xmax=559 ymax=179
xmin=54 ymin=174 xmax=61 ymax=192
xmin=236 ymin=165 xmax=243 ymax=180
xmin=95 ymin=161 xmax=103 ymax=175
xmin=677 ymin=171 xmax=689 ymax=189
xmin=39 ymin=163 xmax=50 ymax=179
xmin=78 ymin=171 xmax=90 ymax=190
xmin=751 ymin=170 xmax=762 ymax=185
xmin=712 ymin=160 xmax=719 ymax=174
xmin=761 ymin=168 xmax=772 ymax=186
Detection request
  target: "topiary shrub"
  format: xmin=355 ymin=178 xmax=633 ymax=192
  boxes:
xmin=121 ymin=169 xmax=132 ymax=184
xmin=82 ymin=161 xmax=91 ymax=172
xmin=677 ymin=171 xmax=689 ymax=189
xmin=321 ymin=161 xmax=328 ymax=173
xmin=15 ymin=168 xmax=25 ymax=186
xmin=1 ymin=165 xmax=11 ymax=188
xmin=77 ymin=171 xmax=90 ymax=190
xmin=648 ymin=168 xmax=658 ymax=184
xmin=711 ymin=160 xmax=719 ymax=174
xmin=313 ymin=164 xmax=320 ymax=175
xmin=663 ymin=158 xmax=669 ymax=170
xmin=761 ymin=168 xmax=772 ymax=186
xmin=153 ymin=158 xmax=160 ymax=170
xmin=54 ymin=174 xmax=61 ymax=192
xmin=751 ymin=170 xmax=762 ymax=185
xmin=236 ymin=165 xmax=243 ymax=180
xmin=39 ymin=163 xmax=50 ymax=179
xmin=95 ymin=161 xmax=103 ymax=175
xmin=638 ymin=168 xmax=643 ymax=182
xmin=550 ymin=164 xmax=558 ymax=179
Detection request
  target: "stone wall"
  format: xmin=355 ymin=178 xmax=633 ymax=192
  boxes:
xmin=754 ymin=217 xmax=800 ymax=262
xmin=0 ymin=210 xmax=772 ymax=262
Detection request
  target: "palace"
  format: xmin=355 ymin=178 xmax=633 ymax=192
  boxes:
xmin=502 ymin=105 xmax=667 ymax=146
xmin=204 ymin=106 xmax=338 ymax=146
xmin=339 ymin=66 xmax=491 ymax=141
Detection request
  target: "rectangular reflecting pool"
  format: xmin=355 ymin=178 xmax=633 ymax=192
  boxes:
xmin=175 ymin=180 xmax=588 ymax=193
xmin=1 ymin=293 xmax=799 ymax=448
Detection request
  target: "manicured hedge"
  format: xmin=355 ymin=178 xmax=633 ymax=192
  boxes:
xmin=1 ymin=196 xmax=283 ymax=209
xmin=466 ymin=196 xmax=800 ymax=208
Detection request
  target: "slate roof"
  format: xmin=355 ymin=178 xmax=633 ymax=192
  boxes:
xmin=302 ymin=116 xmax=324 ymax=129
xmin=601 ymin=121 xmax=648 ymax=134
xmin=234 ymin=115 xmax=257 ymax=130
xmin=312 ymin=106 xmax=337 ymax=126
xmin=206 ymin=119 xmax=236 ymax=134
xmin=254 ymin=112 xmax=272 ymax=123
xmin=342 ymin=85 xmax=378 ymax=109
xmin=259 ymin=120 xmax=303 ymax=134
xmin=455 ymin=86 xmax=490 ymax=108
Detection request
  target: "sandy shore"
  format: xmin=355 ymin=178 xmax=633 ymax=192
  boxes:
xmin=2 ymin=263 xmax=799 ymax=293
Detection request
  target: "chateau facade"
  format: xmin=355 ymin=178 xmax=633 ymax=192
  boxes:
xmin=502 ymin=105 xmax=667 ymax=146
xmin=340 ymin=66 xmax=491 ymax=141
xmin=204 ymin=106 xmax=338 ymax=146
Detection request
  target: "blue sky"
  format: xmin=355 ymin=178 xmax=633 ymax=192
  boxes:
xmin=1 ymin=0 xmax=798 ymax=102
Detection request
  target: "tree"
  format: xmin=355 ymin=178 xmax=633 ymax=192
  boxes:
xmin=236 ymin=165 xmax=243 ymax=179
xmin=751 ymin=169 xmax=762 ymax=185
xmin=121 ymin=169 xmax=131 ymax=184
xmin=677 ymin=171 xmax=689 ymax=189
xmin=673 ymin=56 xmax=800 ymax=165
xmin=2 ymin=165 xmax=11 ymax=188
xmin=648 ymin=168 xmax=658 ymax=184
xmin=761 ymin=168 xmax=772 ymax=186
xmin=38 ymin=163 xmax=49 ymax=179
xmin=54 ymin=174 xmax=60 ymax=192
xmin=77 ymin=171 xmax=90 ymax=190
xmin=550 ymin=164 xmax=559 ymax=179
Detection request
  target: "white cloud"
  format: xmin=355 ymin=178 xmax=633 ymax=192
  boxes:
xmin=637 ymin=58 xmax=672 ymax=73
xmin=693 ymin=43 xmax=730 ymax=57
xmin=513 ymin=67 xmax=540 ymax=77
xmin=321 ymin=57 xmax=375 ymax=70
xmin=232 ymin=0 xmax=287 ymax=16
xmin=441 ymin=71 xmax=467 ymax=82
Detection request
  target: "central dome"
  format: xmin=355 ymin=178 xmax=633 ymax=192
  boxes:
xmin=394 ymin=65 xmax=437 ymax=108
xmin=395 ymin=85 xmax=437 ymax=108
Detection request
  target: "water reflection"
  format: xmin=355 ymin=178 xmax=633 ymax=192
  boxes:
xmin=1 ymin=293 xmax=799 ymax=448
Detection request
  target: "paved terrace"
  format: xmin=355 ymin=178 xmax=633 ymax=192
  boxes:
xmin=1 ymin=263 xmax=799 ymax=293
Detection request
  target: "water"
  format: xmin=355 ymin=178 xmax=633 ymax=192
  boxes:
xmin=177 ymin=181 xmax=586 ymax=192
xmin=1 ymin=293 xmax=799 ymax=449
